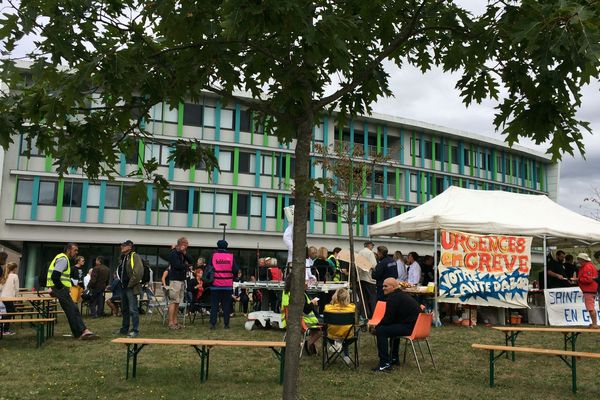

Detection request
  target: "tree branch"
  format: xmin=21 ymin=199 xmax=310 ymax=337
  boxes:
xmin=314 ymin=0 xmax=429 ymax=110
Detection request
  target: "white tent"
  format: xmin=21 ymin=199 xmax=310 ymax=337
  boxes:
xmin=369 ymin=186 xmax=600 ymax=246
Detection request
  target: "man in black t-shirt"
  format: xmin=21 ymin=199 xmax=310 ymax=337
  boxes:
xmin=547 ymin=250 xmax=570 ymax=288
xmin=372 ymin=278 xmax=421 ymax=372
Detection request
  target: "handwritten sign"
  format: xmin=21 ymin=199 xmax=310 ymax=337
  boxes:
xmin=438 ymin=230 xmax=532 ymax=308
xmin=544 ymin=287 xmax=600 ymax=326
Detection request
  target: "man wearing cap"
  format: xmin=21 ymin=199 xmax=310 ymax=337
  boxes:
xmin=167 ymin=237 xmax=193 ymax=329
xmin=358 ymin=241 xmax=378 ymax=318
xmin=575 ymin=253 xmax=599 ymax=328
xmin=209 ymin=240 xmax=239 ymax=329
xmin=115 ymin=240 xmax=144 ymax=337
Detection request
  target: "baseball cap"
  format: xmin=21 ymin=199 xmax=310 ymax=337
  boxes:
xmin=121 ymin=240 xmax=134 ymax=246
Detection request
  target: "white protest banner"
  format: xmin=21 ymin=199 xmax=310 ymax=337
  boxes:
xmin=437 ymin=230 xmax=533 ymax=308
xmin=544 ymin=287 xmax=600 ymax=326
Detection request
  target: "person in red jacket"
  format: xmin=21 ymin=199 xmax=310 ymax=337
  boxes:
xmin=575 ymin=253 xmax=599 ymax=328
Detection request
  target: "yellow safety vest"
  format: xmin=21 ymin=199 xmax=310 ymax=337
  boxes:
xmin=46 ymin=253 xmax=71 ymax=288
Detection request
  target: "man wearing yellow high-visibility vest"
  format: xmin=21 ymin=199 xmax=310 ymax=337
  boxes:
xmin=47 ymin=243 xmax=98 ymax=339
xmin=115 ymin=240 xmax=143 ymax=338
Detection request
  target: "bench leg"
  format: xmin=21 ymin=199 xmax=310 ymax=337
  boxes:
xmin=571 ymin=355 xmax=577 ymax=394
xmin=125 ymin=344 xmax=146 ymax=380
xmin=489 ymin=350 xmax=495 ymax=387
xmin=193 ymin=345 xmax=210 ymax=383
xmin=270 ymin=347 xmax=285 ymax=385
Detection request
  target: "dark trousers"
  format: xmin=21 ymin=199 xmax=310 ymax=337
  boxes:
xmin=53 ymin=286 xmax=86 ymax=337
xmin=2 ymin=301 xmax=15 ymax=332
xmin=210 ymin=289 xmax=233 ymax=327
xmin=359 ymin=281 xmax=377 ymax=319
xmin=88 ymin=289 xmax=105 ymax=317
xmin=375 ymin=323 xmax=414 ymax=366
xmin=240 ymin=294 xmax=249 ymax=314
xmin=120 ymin=288 xmax=139 ymax=334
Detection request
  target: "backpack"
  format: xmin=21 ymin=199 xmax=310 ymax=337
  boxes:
xmin=141 ymin=260 xmax=151 ymax=284
xmin=202 ymin=265 xmax=215 ymax=285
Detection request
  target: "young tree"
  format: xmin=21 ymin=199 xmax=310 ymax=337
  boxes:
xmin=313 ymin=142 xmax=391 ymax=316
xmin=1 ymin=1 xmax=599 ymax=398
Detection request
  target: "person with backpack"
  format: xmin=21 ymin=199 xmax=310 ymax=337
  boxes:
xmin=114 ymin=240 xmax=143 ymax=338
xmin=208 ymin=240 xmax=239 ymax=330
xmin=45 ymin=243 xmax=98 ymax=339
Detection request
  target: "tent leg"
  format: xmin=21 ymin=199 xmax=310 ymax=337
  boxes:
xmin=433 ymin=229 xmax=442 ymax=327
xmin=543 ymin=235 xmax=548 ymax=326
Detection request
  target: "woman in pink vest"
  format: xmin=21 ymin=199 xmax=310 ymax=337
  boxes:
xmin=209 ymin=240 xmax=239 ymax=329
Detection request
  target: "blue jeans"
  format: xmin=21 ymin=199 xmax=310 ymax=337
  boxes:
xmin=121 ymin=288 xmax=139 ymax=334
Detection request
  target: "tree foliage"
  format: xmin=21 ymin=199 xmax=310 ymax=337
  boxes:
xmin=1 ymin=1 xmax=599 ymax=399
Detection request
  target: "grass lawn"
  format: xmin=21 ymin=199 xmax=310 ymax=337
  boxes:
xmin=1 ymin=312 xmax=600 ymax=400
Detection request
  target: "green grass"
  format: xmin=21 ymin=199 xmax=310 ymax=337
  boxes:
xmin=1 ymin=313 xmax=600 ymax=400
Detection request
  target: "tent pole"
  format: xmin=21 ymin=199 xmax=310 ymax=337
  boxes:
xmin=543 ymin=235 xmax=548 ymax=326
xmin=433 ymin=229 xmax=441 ymax=327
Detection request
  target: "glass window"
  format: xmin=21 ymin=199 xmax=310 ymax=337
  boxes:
xmin=219 ymin=151 xmax=232 ymax=172
xmin=204 ymin=106 xmax=216 ymax=127
xmin=313 ymin=163 xmax=323 ymax=179
xmin=410 ymin=174 xmax=417 ymax=192
xmin=240 ymin=109 xmax=252 ymax=132
xmin=464 ymin=148 xmax=471 ymax=167
xmin=161 ymin=145 xmax=172 ymax=166
xmin=63 ymin=182 xmax=83 ymax=207
xmin=237 ymin=193 xmax=249 ymax=216
xmin=20 ymin=135 xmax=41 ymax=157
xmin=262 ymin=155 xmax=273 ymax=175
xmin=312 ymin=202 xmax=323 ymax=221
xmin=326 ymin=201 xmax=338 ymax=222
xmin=121 ymin=186 xmax=143 ymax=210
xmin=183 ymin=103 xmax=203 ymax=127
xmin=314 ymin=124 xmax=324 ymax=142
xmin=451 ymin=146 xmax=459 ymax=165
xmin=144 ymin=143 xmax=162 ymax=164
xmin=38 ymin=181 xmax=57 ymax=205
xmin=163 ymin=104 xmax=179 ymax=123
xmin=105 ymin=185 xmax=121 ymax=208
xmin=173 ymin=189 xmax=189 ymax=213
xmin=200 ymin=192 xmax=214 ymax=213
xmin=215 ymin=193 xmax=230 ymax=214
xmin=251 ymin=196 xmax=262 ymax=216
xmin=410 ymin=138 xmax=421 ymax=157
xmin=150 ymin=102 xmax=163 ymax=121
xmin=239 ymin=152 xmax=251 ymax=174
xmin=266 ymin=197 xmax=276 ymax=218
xmin=88 ymin=184 xmax=101 ymax=207
xmin=221 ymin=109 xmax=234 ymax=130
xmin=16 ymin=179 xmax=33 ymax=204
xmin=249 ymin=154 xmax=257 ymax=174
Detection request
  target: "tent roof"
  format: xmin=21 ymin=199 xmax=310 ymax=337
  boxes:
xmin=369 ymin=186 xmax=600 ymax=246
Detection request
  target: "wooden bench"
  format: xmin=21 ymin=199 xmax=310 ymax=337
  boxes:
xmin=0 ymin=318 xmax=56 ymax=347
xmin=472 ymin=343 xmax=600 ymax=393
xmin=112 ymin=338 xmax=286 ymax=384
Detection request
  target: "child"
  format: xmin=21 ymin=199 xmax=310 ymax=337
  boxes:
xmin=0 ymin=262 xmax=20 ymax=335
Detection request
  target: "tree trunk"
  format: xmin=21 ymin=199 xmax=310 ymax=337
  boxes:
xmin=282 ymin=118 xmax=313 ymax=400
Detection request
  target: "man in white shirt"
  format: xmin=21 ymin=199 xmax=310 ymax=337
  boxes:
xmin=305 ymin=246 xmax=317 ymax=281
xmin=358 ymin=241 xmax=378 ymax=318
xmin=406 ymin=251 xmax=422 ymax=286
xmin=394 ymin=251 xmax=408 ymax=281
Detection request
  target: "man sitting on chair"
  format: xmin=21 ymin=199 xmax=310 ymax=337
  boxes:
xmin=372 ymin=277 xmax=421 ymax=372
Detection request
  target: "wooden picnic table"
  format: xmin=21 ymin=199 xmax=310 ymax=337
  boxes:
xmin=492 ymin=326 xmax=600 ymax=360
xmin=0 ymin=296 xmax=59 ymax=338
xmin=112 ymin=338 xmax=286 ymax=384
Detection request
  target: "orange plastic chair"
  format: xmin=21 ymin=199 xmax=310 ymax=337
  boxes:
xmin=368 ymin=301 xmax=386 ymax=327
xmin=402 ymin=313 xmax=436 ymax=373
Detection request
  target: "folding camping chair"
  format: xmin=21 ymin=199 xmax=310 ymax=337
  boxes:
xmin=321 ymin=311 xmax=360 ymax=369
